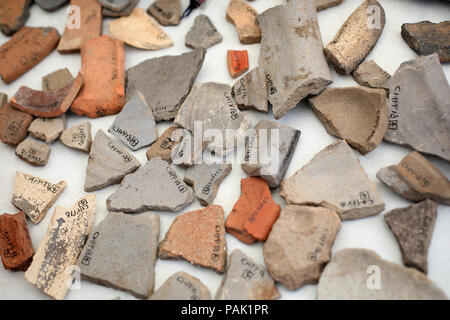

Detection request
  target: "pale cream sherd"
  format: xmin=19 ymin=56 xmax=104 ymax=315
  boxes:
xmin=60 ymin=121 xmax=92 ymax=153
xmin=25 ymin=194 xmax=96 ymax=300
xmin=12 ymin=171 xmax=67 ymax=224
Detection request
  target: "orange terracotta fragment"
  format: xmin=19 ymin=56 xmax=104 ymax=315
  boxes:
xmin=57 ymin=0 xmax=102 ymax=53
xmin=227 ymin=50 xmax=249 ymax=78
xmin=0 ymin=212 xmax=35 ymax=271
xmin=226 ymin=177 xmax=281 ymax=244
xmin=10 ymin=74 xmax=83 ymax=118
xmin=0 ymin=0 xmax=31 ymax=36
xmin=0 ymin=26 xmax=60 ymax=84
xmin=71 ymin=36 xmax=125 ymax=118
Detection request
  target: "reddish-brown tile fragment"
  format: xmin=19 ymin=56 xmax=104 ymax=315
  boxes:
xmin=70 ymin=36 xmax=125 ymax=118
xmin=0 ymin=0 xmax=31 ymax=36
xmin=0 ymin=212 xmax=34 ymax=271
xmin=159 ymin=204 xmax=227 ymax=273
xmin=0 ymin=26 xmax=60 ymax=84
xmin=227 ymin=50 xmax=249 ymax=79
xmin=10 ymin=74 xmax=83 ymax=118
xmin=226 ymin=177 xmax=281 ymax=244
xmin=0 ymin=103 xmax=33 ymax=146
xmin=57 ymin=0 xmax=102 ymax=53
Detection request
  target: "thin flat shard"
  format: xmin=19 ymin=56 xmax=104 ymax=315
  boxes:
xmin=109 ymin=8 xmax=173 ymax=50
xmin=227 ymin=50 xmax=249 ymax=79
xmin=280 ymin=140 xmax=385 ymax=220
xmin=147 ymin=0 xmax=182 ymax=26
xmin=28 ymin=116 xmax=66 ymax=143
xmin=71 ymin=36 xmax=125 ymax=118
xmin=226 ymin=177 xmax=281 ymax=244
xmin=315 ymin=0 xmax=343 ymax=11
xmin=107 ymin=158 xmax=194 ymax=213
xmin=77 ymin=212 xmax=160 ymax=299
xmin=324 ymin=0 xmax=386 ymax=74
xmin=57 ymin=0 xmax=102 ymax=53
xmin=184 ymin=163 xmax=232 ymax=206
xmin=174 ymin=82 xmax=251 ymax=156
xmin=146 ymin=126 xmax=184 ymax=163
xmin=242 ymin=120 xmax=301 ymax=188
xmin=126 ymin=49 xmax=205 ymax=121
xmin=232 ymin=67 xmax=268 ymax=113
xmin=352 ymin=60 xmax=391 ymax=91
xmin=317 ymin=248 xmax=447 ymax=299
xmin=12 ymin=171 xmax=66 ymax=224
xmin=103 ymin=0 xmax=139 ymax=17
xmin=10 ymin=74 xmax=83 ymax=118
xmin=150 ymin=271 xmax=211 ymax=300
xmin=60 ymin=121 xmax=92 ymax=153
xmin=309 ymin=87 xmax=388 ymax=154
xmin=0 ymin=212 xmax=34 ymax=271
xmin=109 ymin=92 xmax=158 ymax=151
xmin=0 ymin=103 xmax=33 ymax=146
xmin=15 ymin=138 xmax=51 ymax=167
xmin=378 ymin=152 xmax=450 ymax=205
xmin=216 ymin=249 xmax=280 ymax=300
xmin=25 ymin=195 xmax=96 ymax=300
xmin=42 ymin=68 xmax=74 ymax=91
xmin=35 ymin=0 xmax=69 ymax=11
xmin=263 ymin=205 xmax=341 ymax=290
xmin=384 ymin=54 xmax=450 ymax=161
xmin=0 ymin=27 xmax=60 ymax=83
xmin=258 ymin=0 xmax=332 ymax=119
xmin=226 ymin=0 xmax=261 ymax=44
xmin=384 ymin=200 xmax=437 ymax=274
xmin=159 ymin=205 xmax=227 ymax=273
xmin=401 ymin=21 xmax=450 ymax=63
xmin=185 ymin=15 xmax=223 ymax=49
xmin=84 ymin=130 xmax=141 ymax=192
xmin=0 ymin=0 xmax=31 ymax=36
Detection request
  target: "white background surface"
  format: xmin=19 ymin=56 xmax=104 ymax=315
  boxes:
xmin=0 ymin=0 xmax=449 ymax=300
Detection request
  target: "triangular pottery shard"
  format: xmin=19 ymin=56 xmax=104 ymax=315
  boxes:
xmin=84 ymin=130 xmax=141 ymax=192
xmin=384 ymin=200 xmax=437 ymax=274
xmin=109 ymin=8 xmax=173 ymax=50
xmin=106 ymin=158 xmax=194 ymax=213
xmin=324 ymin=0 xmax=386 ymax=75
xmin=147 ymin=0 xmax=182 ymax=26
xmin=384 ymin=53 xmax=450 ymax=162
xmin=174 ymin=82 xmax=251 ymax=156
xmin=258 ymin=0 xmax=332 ymax=119
xmin=317 ymin=248 xmax=447 ymax=300
xmin=25 ymin=194 xmax=96 ymax=300
xmin=126 ymin=49 xmax=206 ymax=122
xmin=309 ymin=86 xmax=388 ymax=155
xmin=280 ymin=140 xmax=385 ymax=220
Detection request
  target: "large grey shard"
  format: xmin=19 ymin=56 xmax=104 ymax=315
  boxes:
xmin=28 ymin=116 xmax=66 ymax=143
xmin=60 ymin=121 xmax=92 ymax=153
xmin=108 ymin=92 xmax=158 ymax=151
xmin=126 ymin=49 xmax=206 ymax=122
xmin=232 ymin=67 xmax=268 ymax=113
xmin=184 ymin=163 xmax=232 ymax=206
xmin=317 ymin=248 xmax=447 ymax=300
xmin=150 ymin=271 xmax=211 ymax=300
xmin=84 ymin=130 xmax=141 ymax=192
xmin=216 ymin=249 xmax=280 ymax=300
xmin=280 ymin=140 xmax=385 ymax=220
xmin=35 ymin=0 xmax=69 ymax=11
xmin=99 ymin=0 xmax=129 ymax=12
xmin=185 ymin=15 xmax=223 ymax=49
xmin=174 ymin=82 xmax=251 ymax=156
xmin=242 ymin=120 xmax=300 ymax=188
xmin=258 ymin=0 xmax=332 ymax=119
xmin=107 ymin=158 xmax=194 ymax=213
xmin=77 ymin=212 xmax=160 ymax=299
xmin=384 ymin=200 xmax=437 ymax=274
xmin=384 ymin=54 xmax=450 ymax=162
